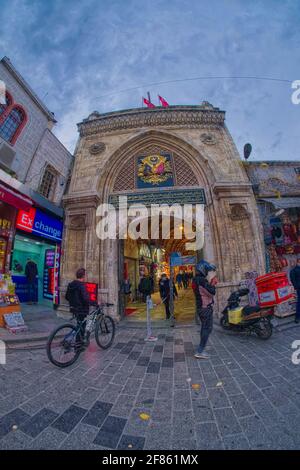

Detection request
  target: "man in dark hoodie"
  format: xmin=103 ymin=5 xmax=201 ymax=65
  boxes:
xmin=25 ymin=258 xmax=38 ymax=304
xmin=290 ymin=258 xmax=300 ymax=324
xmin=159 ymin=273 xmax=178 ymax=320
xmin=192 ymin=261 xmax=217 ymax=359
xmin=65 ymin=268 xmax=90 ymax=347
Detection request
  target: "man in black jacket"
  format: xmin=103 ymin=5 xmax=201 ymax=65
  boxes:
xmin=25 ymin=259 xmax=38 ymax=304
xmin=290 ymin=258 xmax=300 ymax=323
xmin=65 ymin=268 xmax=90 ymax=347
xmin=192 ymin=261 xmax=217 ymax=359
xmin=159 ymin=273 xmax=178 ymax=320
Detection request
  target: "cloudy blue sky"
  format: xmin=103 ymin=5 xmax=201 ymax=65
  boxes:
xmin=0 ymin=0 xmax=299 ymax=160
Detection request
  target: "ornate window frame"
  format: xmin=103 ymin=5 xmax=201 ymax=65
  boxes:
xmin=38 ymin=164 xmax=58 ymax=201
xmin=0 ymin=90 xmax=27 ymax=145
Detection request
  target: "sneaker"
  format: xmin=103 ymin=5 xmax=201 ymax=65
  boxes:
xmin=194 ymin=352 xmax=210 ymax=359
xmin=144 ymin=336 xmax=158 ymax=342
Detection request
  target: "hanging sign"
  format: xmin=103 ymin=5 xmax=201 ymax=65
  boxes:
xmin=170 ymin=254 xmax=196 ymax=267
xmin=84 ymin=282 xmax=98 ymax=304
xmin=16 ymin=208 xmax=63 ymax=242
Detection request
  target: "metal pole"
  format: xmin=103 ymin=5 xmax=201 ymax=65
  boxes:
xmin=146 ymin=295 xmax=152 ymax=338
xmin=145 ymin=295 xmax=157 ymax=341
xmin=169 ymin=266 xmax=175 ymax=327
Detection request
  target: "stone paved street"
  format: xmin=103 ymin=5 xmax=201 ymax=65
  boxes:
xmin=0 ymin=324 xmax=300 ymax=450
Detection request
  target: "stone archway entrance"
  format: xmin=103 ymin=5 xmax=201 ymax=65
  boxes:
xmin=60 ymin=105 xmax=265 ymax=321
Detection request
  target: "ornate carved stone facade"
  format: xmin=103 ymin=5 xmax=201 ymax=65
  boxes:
xmin=61 ymin=104 xmax=265 ymax=318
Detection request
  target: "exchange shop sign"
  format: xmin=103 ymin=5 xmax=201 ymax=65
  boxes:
xmin=16 ymin=208 xmax=63 ymax=242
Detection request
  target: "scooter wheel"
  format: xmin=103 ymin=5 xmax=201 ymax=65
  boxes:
xmin=255 ymin=319 xmax=273 ymax=340
xmin=220 ymin=316 xmax=231 ymax=330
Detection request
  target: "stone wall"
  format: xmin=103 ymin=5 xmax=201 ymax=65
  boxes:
xmin=0 ymin=62 xmax=51 ymax=181
xmin=24 ymin=129 xmax=73 ymax=205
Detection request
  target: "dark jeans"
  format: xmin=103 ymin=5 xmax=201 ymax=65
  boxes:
xmin=75 ymin=313 xmax=87 ymax=343
xmin=27 ymin=280 xmax=37 ymax=302
xmin=163 ymin=298 xmax=171 ymax=319
xmin=197 ymin=305 xmax=213 ymax=353
xmin=296 ymin=289 xmax=300 ymax=320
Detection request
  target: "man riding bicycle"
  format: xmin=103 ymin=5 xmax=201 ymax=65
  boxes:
xmin=65 ymin=268 xmax=90 ymax=349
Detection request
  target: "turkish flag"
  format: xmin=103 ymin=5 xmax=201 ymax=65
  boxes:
xmin=158 ymin=95 xmax=169 ymax=107
xmin=143 ymin=97 xmax=155 ymax=108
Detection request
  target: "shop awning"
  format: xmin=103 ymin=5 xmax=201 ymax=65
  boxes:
xmin=0 ymin=183 xmax=33 ymax=211
xmin=259 ymin=197 xmax=300 ymax=209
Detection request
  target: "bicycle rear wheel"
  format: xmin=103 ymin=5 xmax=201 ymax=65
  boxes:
xmin=46 ymin=323 xmax=81 ymax=368
xmin=95 ymin=315 xmax=115 ymax=349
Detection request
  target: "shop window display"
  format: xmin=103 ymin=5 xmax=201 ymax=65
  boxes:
xmin=11 ymin=234 xmax=60 ymax=305
xmin=264 ymin=208 xmax=300 ymax=274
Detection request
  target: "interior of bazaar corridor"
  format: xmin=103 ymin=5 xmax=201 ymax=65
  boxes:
xmin=122 ymin=218 xmax=203 ymax=324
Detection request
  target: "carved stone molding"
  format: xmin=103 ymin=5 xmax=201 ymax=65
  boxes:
xmin=213 ymin=182 xmax=253 ymax=199
xmin=89 ymin=142 xmax=106 ymax=155
xmin=79 ymin=106 xmax=225 ymax=137
xmin=229 ymin=204 xmax=250 ymax=220
xmin=63 ymin=192 xmax=101 ymax=209
xmin=200 ymin=133 xmax=218 ymax=145
xmin=68 ymin=215 xmax=86 ymax=229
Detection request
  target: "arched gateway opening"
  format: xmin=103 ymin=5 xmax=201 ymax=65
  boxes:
xmin=98 ymin=131 xmax=214 ymax=323
xmin=61 ymin=105 xmax=265 ymax=322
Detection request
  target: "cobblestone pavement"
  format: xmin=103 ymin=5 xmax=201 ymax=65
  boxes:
xmin=0 ymin=324 xmax=300 ymax=450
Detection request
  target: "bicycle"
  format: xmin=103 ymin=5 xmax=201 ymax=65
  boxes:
xmin=46 ymin=303 xmax=115 ymax=368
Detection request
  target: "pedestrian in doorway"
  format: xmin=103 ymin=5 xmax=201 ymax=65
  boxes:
xmin=290 ymin=258 xmax=300 ymax=324
xmin=176 ymin=271 xmax=183 ymax=290
xmin=159 ymin=273 xmax=178 ymax=320
xmin=65 ymin=268 xmax=91 ymax=350
xmin=192 ymin=261 xmax=217 ymax=359
xmin=138 ymin=274 xmax=153 ymax=302
xmin=25 ymin=258 xmax=38 ymax=304
xmin=183 ymin=271 xmax=189 ymax=289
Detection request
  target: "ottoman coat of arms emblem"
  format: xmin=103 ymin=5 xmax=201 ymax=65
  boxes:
xmin=137 ymin=154 xmax=174 ymax=187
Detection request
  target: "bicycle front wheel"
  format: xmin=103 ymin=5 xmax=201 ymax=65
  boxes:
xmin=46 ymin=323 xmax=81 ymax=368
xmin=95 ymin=315 xmax=115 ymax=349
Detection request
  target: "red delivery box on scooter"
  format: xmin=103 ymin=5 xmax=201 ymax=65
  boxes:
xmin=255 ymin=272 xmax=293 ymax=307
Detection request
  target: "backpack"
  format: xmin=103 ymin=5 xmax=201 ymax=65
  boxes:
xmin=138 ymin=277 xmax=152 ymax=294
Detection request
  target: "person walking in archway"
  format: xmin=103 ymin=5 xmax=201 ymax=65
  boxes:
xmin=183 ymin=271 xmax=189 ymax=289
xmin=159 ymin=273 xmax=178 ymax=320
xmin=176 ymin=271 xmax=183 ymax=290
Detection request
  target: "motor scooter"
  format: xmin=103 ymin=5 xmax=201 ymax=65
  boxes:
xmin=220 ymin=288 xmax=274 ymax=339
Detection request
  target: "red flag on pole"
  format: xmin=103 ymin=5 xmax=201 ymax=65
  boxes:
xmin=143 ymin=97 xmax=155 ymax=108
xmin=158 ymin=95 xmax=169 ymax=107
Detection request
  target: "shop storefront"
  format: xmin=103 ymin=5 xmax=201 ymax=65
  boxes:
xmin=123 ymin=239 xmax=166 ymax=303
xmin=11 ymin=207 xmax=63 ymax=306
xmin=0 ymin=182 xmax=33 ymax=273
xmin=259 ymin=200 xmax=300 ymax=274
xmin=124 ymin=238 xmax=139 ymax=302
